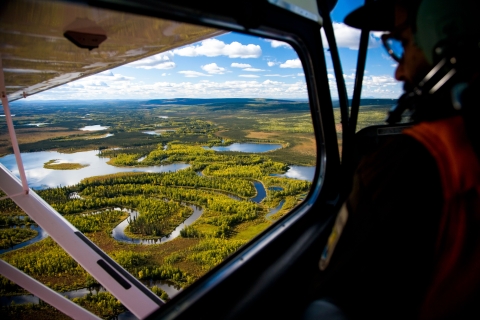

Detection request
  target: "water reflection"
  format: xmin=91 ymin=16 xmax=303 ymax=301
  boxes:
xmin=79 ymin=125 xmax=109 ymax=131
xmin=0 ymin=151 xmax=190 ymax=189
xmin=204 ymin=143 xmax=282 ymax=153
xmin=271 ymin=165 xmax=315 ymax=181
xmin=0 ymin=280 xmax=180 ymax=311
xmin=26 ymin=123 xmax=49 ymax=127
xmin=143 ymin=131 xmax=161 ymax=135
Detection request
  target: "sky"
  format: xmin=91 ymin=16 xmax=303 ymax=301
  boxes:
xmin=29 ymin=0 xmax=402 ymax=101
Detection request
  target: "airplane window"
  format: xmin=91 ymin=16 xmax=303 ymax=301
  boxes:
xmin=323 ymin=3 xmax=408 ymax=156
xmin=356 ymin=30 xmax=406 ymax=131
xmin=0 ymin=18 xmax=316 ymax=318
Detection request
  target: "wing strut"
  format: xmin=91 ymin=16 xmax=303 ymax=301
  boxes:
xmin=0 ymin=59 xmax=164 ymax=319
xmin=0 ymin=56 xmax=29 ymax=194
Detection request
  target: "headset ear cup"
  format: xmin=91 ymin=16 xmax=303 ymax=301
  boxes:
xmin=415 ymin=0 xmax=480 ymax=65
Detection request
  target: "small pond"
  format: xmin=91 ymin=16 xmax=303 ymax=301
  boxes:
xmin=26 ymin=123 xmax=49 ymax=127
xmin=271 ymin=165 xmax=315 ymax=182
xmin=204 ymin=143 xmax=282 ymax=153
xmin=0 ymin=280 xmax=181 ymax=309
xmin=79 ymin=125 xmax=109 ymax=131
xmin=143 ymin=131 xmax=161 ymax=136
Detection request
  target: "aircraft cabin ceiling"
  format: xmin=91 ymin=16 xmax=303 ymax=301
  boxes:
xmin=0 ymin=0 xmax=224 ymax=102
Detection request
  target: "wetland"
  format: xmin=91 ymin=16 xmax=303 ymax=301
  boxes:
xmin=0 ymin=98 xmax=392 ymax=319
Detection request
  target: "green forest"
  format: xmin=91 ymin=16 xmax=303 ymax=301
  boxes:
xmin=0 ymin=98 xmax=393 ymax=319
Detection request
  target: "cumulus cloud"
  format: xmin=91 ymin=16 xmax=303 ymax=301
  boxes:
xmin=243 ymin=68 xmax=265 ymax=72
xmin=178 ymin=71 xmax=212 ymax=77
xmin=328 ymin=73 xmax=401 ymax=99
xmin=98 ymin=70 xmax=114 ymax=76
xmin=201 ymin=63 xmax=226 ymax=74
xmin=173 ymin=38 xmax=261 ymax=58
xmin=280 ymin=59 xmax=302 ymax=68
xmin=267 ymin=61 xmax=276 ymax=67
xmin=267 ymin=40 xmax=292 ymax=49
xmin=263 ymin=74 xmax=297 ymax=78
xmin=30 ymin=75 xmax=309 ymax=100
xmin=321 ymin=23 xmax=382 ymax=50
xmin=231 ymin=63 xmax=251 ymax=68
xmin=126 ymin=52 xmax=176 ymax=69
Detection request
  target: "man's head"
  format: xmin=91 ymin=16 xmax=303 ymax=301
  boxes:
xmin=344 ymin=0 xmax=479 ymax=93
xmin=345 ymin=0 xmax=430 ymax=92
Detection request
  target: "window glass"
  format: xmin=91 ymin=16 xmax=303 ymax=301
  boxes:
xmin=356 ymin=29 xmax=406 ymax=131
xmin=0 ymin=14 xmax=316 ymax=319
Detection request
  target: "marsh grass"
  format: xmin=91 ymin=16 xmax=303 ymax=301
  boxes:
xmin=43 ymin=160 xmax=89 ymax=170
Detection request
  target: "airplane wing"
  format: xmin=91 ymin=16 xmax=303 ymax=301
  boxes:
xmin=1 ymin=0 xmax=225 ymax=101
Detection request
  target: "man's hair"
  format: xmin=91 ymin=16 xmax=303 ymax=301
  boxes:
xmin=397 ymin=0 xmax=422 ymax=31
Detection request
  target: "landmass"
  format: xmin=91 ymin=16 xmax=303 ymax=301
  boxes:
xmin=43 ymin=159 xmax=89 ymax=170
xmin=0 ymin=98 xmax=394 ymax=319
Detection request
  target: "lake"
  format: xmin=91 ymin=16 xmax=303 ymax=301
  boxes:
xmin=271 ymin=165 xmax=315 ymax=181
xmin=79 ymin=125 xmax=109 ymax=131
xmin=204 ymin=143 xmax=282 ymax=153
xmin=0 ymin=150 xmax=190 ymax=189
xmin=143 ymin=131 xmax=161 ymax=135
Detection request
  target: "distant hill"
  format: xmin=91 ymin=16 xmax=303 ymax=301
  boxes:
xmin=10 ymin=98 xmax=398 ymax=113
xmin=143 ymin=98 xmax=310 ymax=113
xmin=144 ymin=97 xmax=397 ymax=111
xmin=332 ymin=98 xmax=397 ymax=108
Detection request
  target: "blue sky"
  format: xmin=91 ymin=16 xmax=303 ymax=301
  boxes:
xmin=30 ymin=0 xmax=402 ymax=101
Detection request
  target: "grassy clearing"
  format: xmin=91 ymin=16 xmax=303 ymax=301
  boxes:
xmin=43 ymin=160 xmax=89 ymax=170
xmin=231 ymin=220 xmax=271 ymax=241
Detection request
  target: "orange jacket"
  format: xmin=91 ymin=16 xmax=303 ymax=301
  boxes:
xmin=404 ymin=116 xmax=480 ymax=319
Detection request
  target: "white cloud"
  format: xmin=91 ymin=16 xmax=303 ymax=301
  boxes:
xmin=267 ymin=61 xmax=276 ymax=67
xmin=29 ymin=75 xmax=309 ymax=100
xmin=178 ymin=71 xmax=212 ymax=77
xmin=173 ymin=38 xmax=261 ymax=58
xmin=363 ymin=75 xmax=397 ymax=86
xmin=268 ymin=40 xmax=292 ymax=49
xmin=201 ymin=63 xmax=226 ymax=74
xmin=243 ymin=68 xmax=265 ymax=72
xmin=343 ymin=73 xmax=356 ymax=80
xmin=98 ymin=70 xmax=114 ymax=76
xmin=239 ymin=75 xmax=260 ymax=78
xmin=127 ymin=52 xmax=176 ymax=69
xmin=280 ymin=59 xmax=302 ymax=68
xmin=321 ymin=23 xmax=382 ymax=50
xmin=263 ymin=74 xmax=297 ymax=78
xmin=231 ymin=63 xmax=251 ymax=68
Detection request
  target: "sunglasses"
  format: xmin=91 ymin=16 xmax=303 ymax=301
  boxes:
xmin=381 ymin=33 xmax=405 ymax=62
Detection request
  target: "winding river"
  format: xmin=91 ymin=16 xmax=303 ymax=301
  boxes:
xmin=111 ymin=205 xmax=203 ymax=245
xmin=0 ymin=145 xmax=313 ymax=313
xmin=0 ymin=225 xmax=48 ymax=255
